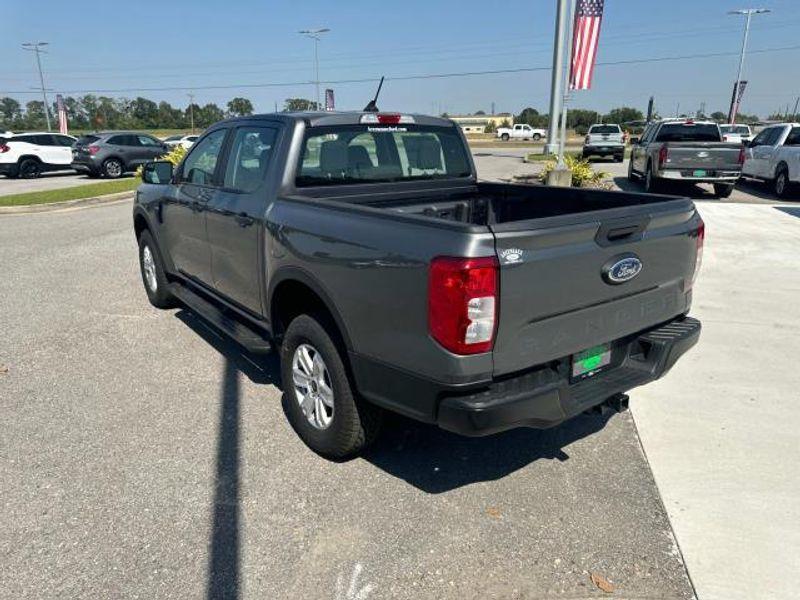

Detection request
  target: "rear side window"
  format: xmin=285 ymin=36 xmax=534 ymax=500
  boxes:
xmin=137 ymin=135 xmax=161 ymax=147
xmin=178 ymin=129 xmax=227 ymax=185
xmin=223 ymin=127 xmax=277 ymax=193
xmin=77 ymin=135 xmax=100 ymax=145
xmin=53 ymin=135 xmax=75 ymax=147
xmin=9 ymin=135 xmax=35 ymax=144
xmin=784 ymin=128 xmax=800 ymax=146
xmin=589 ymin=125 xmax=621 ymax=134
xmin=107 ymin=135 xmax=128 ymax=146
xmin=296 ymin=124 xmax=471 ymax=187
xmin=656 ymin=124 xmax=720 ymax=142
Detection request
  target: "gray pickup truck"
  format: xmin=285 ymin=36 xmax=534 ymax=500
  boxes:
xmin=133 ymin=111 xmax=703 ymax=458
xmin=628 ymin=119 xmax=744 ymax=198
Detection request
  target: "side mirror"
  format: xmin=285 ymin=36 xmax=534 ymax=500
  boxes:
xmin=629 ymin=137 xmax=640 ymax=145
xmin=142 ymin=161 xmax=173 ymax=184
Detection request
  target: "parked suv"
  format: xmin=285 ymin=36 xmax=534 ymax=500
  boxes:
xmin=72 ymin=132 xmax=168 ymax=178
xmin=0 ymin=132 xmax=77 ymax=178
xmin=583 ymin=124 xmax=625 ymax=162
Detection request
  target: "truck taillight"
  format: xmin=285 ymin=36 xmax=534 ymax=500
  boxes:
xmin=0 ymin=144 xmax=9 ymax=153
xmin=737 ymin=146 xmax=745 ymax=165
xmin=428 ymin=256 xmax=498 ymax=355
xmin=584 ymin=135 xmax=590 ymax=144
xmin=88 ymin=145 xmax=100 ymax=155
xmin=658 ymin=145 xmax=669 ymax=168
xmin=688 ymin=219 xmax=705 ymax=290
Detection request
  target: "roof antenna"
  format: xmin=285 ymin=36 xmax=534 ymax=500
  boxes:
xmin=363 ymin=76 xmax=384 ymax=112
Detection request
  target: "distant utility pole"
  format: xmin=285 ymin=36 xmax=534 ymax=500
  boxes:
xmin=22 ymin=42 xmax=52 ymax=131
xmin=793 ymin=97 xmax=799 ymax=120
xmin=187 ymin=93 xmax=195 ymax=133
xmin=544 ymin=0 xmax=569 ymax=154
xmin=299 ymin=28 xmax=330 ymax=110
xmin=728 ymin=8 xmax=771 ymax=123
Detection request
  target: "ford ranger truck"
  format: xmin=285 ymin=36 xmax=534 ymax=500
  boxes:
xmin=133 ymin=111 xmax=703 ymax=458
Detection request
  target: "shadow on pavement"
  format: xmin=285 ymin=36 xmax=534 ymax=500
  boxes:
xmin=737 ymin=178 xmax=781 ymax=201
xmin=776 ymin=206 xmax=800 ymax=219
xmin=363 ymin=411 xmax=613 ymax=494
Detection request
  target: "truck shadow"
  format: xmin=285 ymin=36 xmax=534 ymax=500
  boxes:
xmin=363 ymin=411 xmax=613 ymax=494
xmin=776 ymin=206 xmax=800 ymax=218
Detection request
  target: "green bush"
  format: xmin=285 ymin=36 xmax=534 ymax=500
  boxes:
xmin=538 ymin=154 xmax=608 ymax=188
xmin=135 ymin=144 xmax=188 ymax=177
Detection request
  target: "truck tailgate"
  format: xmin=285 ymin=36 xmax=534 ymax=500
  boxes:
xmin=490 ymin=200 xmax=700 ymax=376
xmin=663 ymin=142 xmax=742 ymax=171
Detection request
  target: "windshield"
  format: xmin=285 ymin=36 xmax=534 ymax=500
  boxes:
xmin=164 ymin=135 xmax=183 ymax=141
xmin=296 ymin=124 xmax=471 ymax=187
xmin=589 ymin=125 xmax=621 ymax=134
xmin=656 ymin=123 xmax=720 ymax=142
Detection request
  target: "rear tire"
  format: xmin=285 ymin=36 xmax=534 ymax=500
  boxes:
xmin=501 ymin=133 xmax=509 ymax=142
xmin=281 ymin=314 xmax=382 ymax=459
xmin=713 ymin=183 xmax=735 ymax=198
xmin=137 ymin=230 xmax=177 ymax=309
xmin=103 ymin=158 xmax=123 ymax=179
xmin=19 ymin=158 xmax=42 ymax=179
xmin=644 ymin=162 xmax=659 ymax=192
xmin=627 ymin=156 xmax=639 ymax=181
xmin=774 ymin=166 xmax=792 ymax=198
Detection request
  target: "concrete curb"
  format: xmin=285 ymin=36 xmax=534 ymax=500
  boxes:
xmin=0 ymin=191 xmax=134 ymax=215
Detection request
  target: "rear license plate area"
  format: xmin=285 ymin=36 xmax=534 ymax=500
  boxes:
xmin=692 ymin=169 xmax=707 ymax=177
xmin=571 ymin=343 xmax=612 ymax=381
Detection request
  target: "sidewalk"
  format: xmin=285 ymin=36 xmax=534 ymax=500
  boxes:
xmin=632 ymin=203 xmax=800 ymax=599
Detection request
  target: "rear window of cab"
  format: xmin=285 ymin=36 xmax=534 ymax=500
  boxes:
xmin=296 ymin=124 xmax=471 ymax=187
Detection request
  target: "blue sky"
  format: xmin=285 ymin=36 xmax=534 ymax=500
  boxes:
xmin=2 ymin=0 xmax=799 ymax=118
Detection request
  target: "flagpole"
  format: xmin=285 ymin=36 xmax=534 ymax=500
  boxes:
xmin=544 ymin=0 xmax=569 ymax=155
xmin=557 ymin=0 xmax=578 ymax=167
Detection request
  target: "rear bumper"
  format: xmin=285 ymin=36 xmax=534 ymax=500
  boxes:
xmin=0 ymin=163 xmax=17 ymax=176
xmin=71 ymin=161 xmax=98 ymax=174
xmin=351 ymin=315 xmax=701 ymax=436
xmin=659 ymin=169 xmax=739 ymax=183
xmin=583 ymin=144 xmax=624 ymax=155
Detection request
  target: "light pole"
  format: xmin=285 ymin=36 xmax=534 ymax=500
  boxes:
xmin=22 ymin=42 xmax=52 ymax=131
xmin=187 ymin=92 xmax=195 ymax=133
xmin=299 ymin=28 xmax=330 ymax=110
xmin=544 ymin=0 xmax=569 ymax=155
xmin=727 ymin=8 xmax=770 ymax=123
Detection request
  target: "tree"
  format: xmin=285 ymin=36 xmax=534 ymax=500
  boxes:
xmin=196 ymin=103 xmax=224 ymax=127
xmin=605 ymin=106 xmax=644 ymax=125
xmin=710 ymin=111 xmax=727 ymax=123
xmin=515 ymin=107 xmax=548 ymax=128
xmin=227 ymin=97 xmax=254 ymax=117
xmin=475 ymin=110 xmax=486 ymax=115
xmin=284 ymin=98 xmax=318 ymax=112
xmin=0 ymin=97 xmax=22 ymax=129
xmin=24 ymin=100 xmax=47 ymax=130
xmin=131 ymin=97 xmax=159 ymax=129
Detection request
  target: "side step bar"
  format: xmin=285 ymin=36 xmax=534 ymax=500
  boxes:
xmin=170 ymin=283 xmax=272 ymax=354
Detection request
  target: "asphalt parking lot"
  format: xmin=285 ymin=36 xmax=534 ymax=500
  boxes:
xmin=0 ymin=171 xmax=131 ymax=197
xmin=0 ymin=200 xmax=695 ymax=599
xmin=1 ymin=157 xmax=798 ymax=600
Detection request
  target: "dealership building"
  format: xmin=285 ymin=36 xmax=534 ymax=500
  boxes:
xmin=449 ymin=113 xmax=514 ymax=134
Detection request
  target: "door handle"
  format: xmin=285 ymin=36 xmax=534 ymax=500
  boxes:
xmin=235 ymin=212 xmax=254 ymax=227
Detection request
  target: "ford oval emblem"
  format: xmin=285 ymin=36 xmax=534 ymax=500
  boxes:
xmin=603 ymin=254 xmax=643 ymax=284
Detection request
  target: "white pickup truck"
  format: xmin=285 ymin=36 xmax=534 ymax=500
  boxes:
xmin=741 ymin=123 xmax=800 ymax=198
xmin=496 ymin=123 xmax=546 ymax=141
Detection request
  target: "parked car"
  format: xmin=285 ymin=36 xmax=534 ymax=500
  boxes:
xmin=134 ymin=111 xmax=703 ymax=458
xmin=582 ymin=124 xmax=626 ymax=162
xmin=0 ymin=132 xmax=77 ymax=178
xmin=496 ymin=123 xmax=546 ymax=141
xmin=628 ymin=119 xmax=744 ymax=198
xmin=719 ymin=124 xmax=753 ymax=144
xmin=163 ymin=134 xmax=198 ymax=149
xmin=72 ymin=132 xmax=169 ymax=178
xmin=740 ymin=122 xmax=800 ymax=198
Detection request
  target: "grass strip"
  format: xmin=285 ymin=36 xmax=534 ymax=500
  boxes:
xmin=0 ymin=178 xmax=138 ymax=207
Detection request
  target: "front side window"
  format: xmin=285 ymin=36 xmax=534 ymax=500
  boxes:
xmin=784 ymin=127 xmax=800 ymax=146
xmin=296 ymin=124 xmax=471 ymax=187
xmin=138 ymin=135 xmax=161 ymax=147
xmin=223 ymin=127 xmax=277 ymax=193
xmin=179 ymin=129 xmax=226 ymax=186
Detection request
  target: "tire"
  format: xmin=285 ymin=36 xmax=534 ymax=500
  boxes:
xmin=532 ymin=133 xmax=542 ymax=141
xmin=627 ymin=155 xmax=639 ymax=181
xmin=774 ymin=165 xmax=791 ymax=198
xmin=18 ymin=158 xmax=42 ymax=179
xmin=281 ymin=314 xmax=382 ymax=459
xmin=614 ymin=153 xmax=624 ymax=163
xmin=103 ymin=158 xmax=124 ymax=179
xmin=137 ymin=230 xmax=176 ymax=309
xmin=501 ymin=133 xmax=509 ymax=142
xmin=644 ymin=162 xmax=659 ymax=193
xmin=713 ymin=183 xmax=735 ymax=198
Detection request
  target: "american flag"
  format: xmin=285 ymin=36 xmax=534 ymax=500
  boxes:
xmin=56 ymin=94 xmax=68 ymax=135
xmin=569 ymin=0 xmax=605 ymax=90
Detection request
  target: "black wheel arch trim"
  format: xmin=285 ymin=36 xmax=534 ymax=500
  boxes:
xmin=268 ymin=265 xmax=354 ymax=351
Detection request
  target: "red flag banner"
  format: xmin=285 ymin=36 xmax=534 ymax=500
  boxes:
xmin=569 ymin=0 xmax=605 ymax=90
xmin=56 ymin=94 xmax=68 ymax=134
